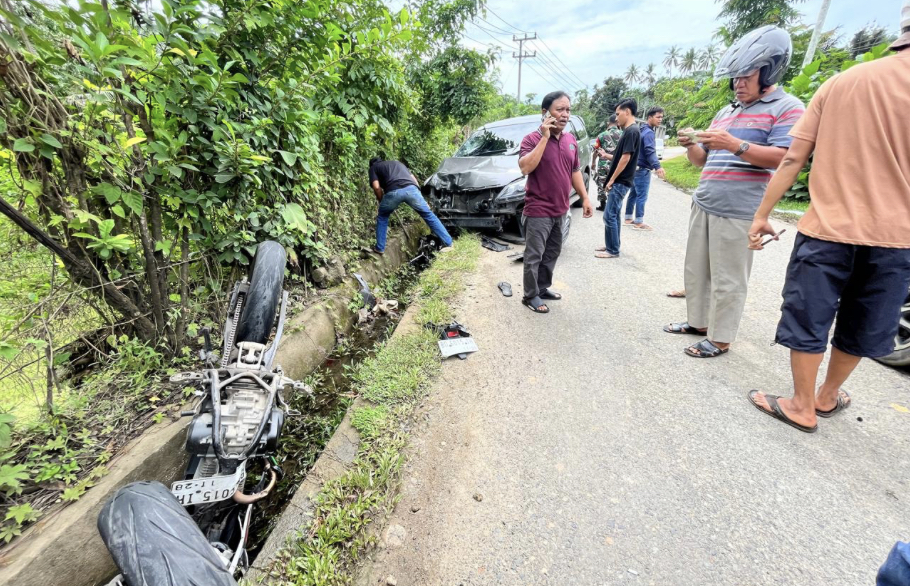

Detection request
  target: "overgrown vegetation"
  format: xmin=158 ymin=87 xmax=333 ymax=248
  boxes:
xmin=662 ymin=157 xmax=702 ymax=192
xmin=0 ymin=0 xmax=511 ymax=545
xmin=260 ymin=234 xmax=480 ymax=585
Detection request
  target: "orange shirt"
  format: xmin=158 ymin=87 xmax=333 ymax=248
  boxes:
xmin=789 ymin=50 xmax=910 ymax=248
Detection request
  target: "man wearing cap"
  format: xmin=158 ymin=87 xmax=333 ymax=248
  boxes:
xmin=663 ymin=25 xmax=805 ymax=358
xmin=745 ymin=5 xmax=910 ymax=433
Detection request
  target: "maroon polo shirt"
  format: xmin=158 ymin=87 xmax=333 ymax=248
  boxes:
xmin=519 ymin=130 xmax=580 ymax=218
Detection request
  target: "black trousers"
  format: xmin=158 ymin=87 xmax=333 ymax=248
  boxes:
xmin=523 ymin=215 xmax=564 ymax=301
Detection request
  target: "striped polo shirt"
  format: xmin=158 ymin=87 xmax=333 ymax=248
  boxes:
xmin=693 ymin=87 xmax=805 ymax=220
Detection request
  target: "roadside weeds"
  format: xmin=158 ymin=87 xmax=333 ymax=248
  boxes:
xmin=255 ymin=234 xmax=481 ymax=586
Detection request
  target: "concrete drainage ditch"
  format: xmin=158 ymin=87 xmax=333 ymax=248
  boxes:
xmin=0 ymin=224 xmax=426 ymax=586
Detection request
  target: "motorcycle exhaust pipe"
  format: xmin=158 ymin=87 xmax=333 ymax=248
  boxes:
xmin=232 ymin=467 xmax=278 ymax=504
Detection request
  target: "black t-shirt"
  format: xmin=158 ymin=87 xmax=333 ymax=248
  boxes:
xmin=369 ymin=160 xmax=417 ymax=193
xmin=607 ymin=124 xmax=641 ymax=187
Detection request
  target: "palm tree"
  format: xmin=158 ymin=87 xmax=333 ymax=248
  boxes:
xmin=663 ymin=45 xmax=680 ymax=76
xmin=699 ymin=44 xmax=720 ymax=70
xmin=680 ymin=48 xmax=698 ymax=75
xmin=643 ymin=63 xmax=657 ymax=87
xmin=623 ymin=63 xmax=640 ymax=85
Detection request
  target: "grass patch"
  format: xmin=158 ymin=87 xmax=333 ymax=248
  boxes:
xmin=350 ymin=405 xmax=390 ymax=441
xmin=662 ymin=156 xmax=702 ymax=191
xmin=774 ymin=198 xmax=810 ymax=214
xmin=260 ymin=234 xmax=481 ymax=585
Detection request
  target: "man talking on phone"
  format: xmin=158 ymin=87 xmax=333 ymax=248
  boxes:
xmin=517 ymin=91 xmax=594 ymax=314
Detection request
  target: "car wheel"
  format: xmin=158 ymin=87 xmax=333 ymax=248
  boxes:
xmin=875 ymin=292 xmax=910 ymax=367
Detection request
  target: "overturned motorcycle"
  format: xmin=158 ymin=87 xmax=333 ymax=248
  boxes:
xmin=97 ymin=241 xmax=310 ymax=586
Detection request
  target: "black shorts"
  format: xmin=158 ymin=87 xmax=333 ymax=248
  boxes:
xmin=775 ymin=233 xmax=910 ymax=357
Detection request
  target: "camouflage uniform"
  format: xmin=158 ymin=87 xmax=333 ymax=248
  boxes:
xmin=594 ymin=126 xmax=622 ymax=203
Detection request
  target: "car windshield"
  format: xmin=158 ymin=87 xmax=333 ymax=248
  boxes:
xmin=454 ymin=122 xmax=539 ymax=157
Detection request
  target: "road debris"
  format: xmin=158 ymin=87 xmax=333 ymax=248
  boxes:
xmin=427 ymin=321 xmax=479 ymax=359
xmin=481 ymin=235 xmax=511 ymax=252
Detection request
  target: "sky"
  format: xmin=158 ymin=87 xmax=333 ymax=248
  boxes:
xmin=386 ymin=0 xmax=900 ymax=101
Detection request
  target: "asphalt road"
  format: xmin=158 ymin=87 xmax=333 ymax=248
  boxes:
xmin=356 ymin=178 xmax=910 ymax=586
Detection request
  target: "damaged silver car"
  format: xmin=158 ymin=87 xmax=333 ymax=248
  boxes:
xmin=423 ymin=114 xmax=592 ymax=241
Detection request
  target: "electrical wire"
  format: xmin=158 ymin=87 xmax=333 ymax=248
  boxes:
xmin=484 ymin=5 xmax=530 ymax=34
xmin=535 ymin=36 xmax=588 ymax=88
xmin=524 ymin=59 xmax=565 ymax=91
xmin=526 ymin=43 xmax=583 ymax=91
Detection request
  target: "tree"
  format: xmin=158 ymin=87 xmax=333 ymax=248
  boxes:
xmin=524 ymin=92 xmax=538 ymax=105
xmin=663 ymin=45 xmax=681 ymax=76
xmin=623 ymin=64 xmax=640 ymax=85
xmin=588 ymin=77 xmax=629 ymax=129
xmin=680 ymin=48 xmax=699 ymax=74
xmin=849 ymin=25 xmax=896 ymax=58
xmin=0 ymin=0 xmax=422 ymax=350
xmin=643 ymin=63 xmax=658 ymax=88
xmin=699 ymin=44 xmax=720 ymax=70
xmin=717 ymin=0 xmax=805 ymax=45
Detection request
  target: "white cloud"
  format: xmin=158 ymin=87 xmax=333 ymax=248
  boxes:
xmin=384 ymin=0 xmax=903 ymax=99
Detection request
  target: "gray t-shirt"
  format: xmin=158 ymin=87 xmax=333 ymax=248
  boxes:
xmin=692 ymin=88 xmax=805 ymax=220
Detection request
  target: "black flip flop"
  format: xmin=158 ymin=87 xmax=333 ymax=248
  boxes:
xmin=539 ymin=289 xmax=562 ymax=301
xmin=522 ymin=296 xmax=549 ymax=314
xmin=748 ymin=390 xmax=818 ymax=433
xmin=498 ymin=282 xmax=513 ymax=297
xmin=816 ymin=390 xmax=851 ymax=418
xmin=663 ymin=322 xmax=706 ymax=335
xmin=684 ymin=339 xmax=729 ymax=358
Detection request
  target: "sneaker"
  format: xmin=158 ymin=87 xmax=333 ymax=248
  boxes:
xmin=371 ymin=246 xmax=384 ymax=255
xmin=438 ymin=246 xmax=454 ymax=253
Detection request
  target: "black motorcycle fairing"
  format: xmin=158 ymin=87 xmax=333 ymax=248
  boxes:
xmin=97 ymin=481 xmax=237 ymax=586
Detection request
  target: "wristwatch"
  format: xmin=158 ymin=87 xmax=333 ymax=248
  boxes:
xmin=734 ymin=141 xmax=750 ymax=157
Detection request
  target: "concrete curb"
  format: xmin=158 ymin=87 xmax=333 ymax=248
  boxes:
xmin=0 ymin=223 xmax=426 ymax=586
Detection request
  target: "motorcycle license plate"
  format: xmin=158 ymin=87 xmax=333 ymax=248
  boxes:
xmin=171 ymin=467 xmax=246 ymax=506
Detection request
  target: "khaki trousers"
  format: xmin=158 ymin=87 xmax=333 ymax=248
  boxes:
xmin=684 ymin=203 xmax=754 ymax=344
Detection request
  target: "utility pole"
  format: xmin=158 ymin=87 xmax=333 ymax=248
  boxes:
xmin=513 ymin=33 xmax=536 ymax=101
xmin=802 ymin=0 xmax=832 ymax=68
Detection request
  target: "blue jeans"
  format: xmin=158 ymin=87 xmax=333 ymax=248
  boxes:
xmin=376 ymin=185 xmax=453 ymax=252
xmin=603 ymin=183 xmax=630 ymax=256
xmin=624 ymin=168 xmax=652 ymax=223
xmin=878 ymin=542 xmax=910 ymax=586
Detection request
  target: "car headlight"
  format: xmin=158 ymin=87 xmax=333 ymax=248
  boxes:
xmin=495 ymin=179 xmax=526 ymax=203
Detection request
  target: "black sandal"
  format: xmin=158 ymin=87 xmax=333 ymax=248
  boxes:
xmin=816 ymin=390 xmax=851 ymax=418
xmin=748 ymin=390 xmax=818 ymax=433
xmin=498 ymin=282 xmax=513 ymax=297
xmin=684 ymin=339 xmax=729 ymax=358
xmin=539 ymin=289 xmax=562 ymax=301
xmin=663 ymin=322 xmax=706 ymax=335
xmin=522 ymin=296 xmax=549 ymax=313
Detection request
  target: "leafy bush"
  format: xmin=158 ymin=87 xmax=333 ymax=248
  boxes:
xmin=783 ymin=41 xmax=894 ymax=200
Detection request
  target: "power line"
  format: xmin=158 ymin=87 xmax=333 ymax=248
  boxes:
xmin=527 ymin=42 xmax=582 ymax=91
xmin=473 ymin=15 xmax=516 ymax=37
xmin=484 ymin=5 xmax=529 ymax=34
xmin=524 ymin=60 xmax=563 ymax=91
xmin=461 ymin=33 xmax=507 ymax=54
xmin=468 ymin=22 xmax=518 ymax=49
xmin=535 ymin=36 xmax=587 ymax=88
